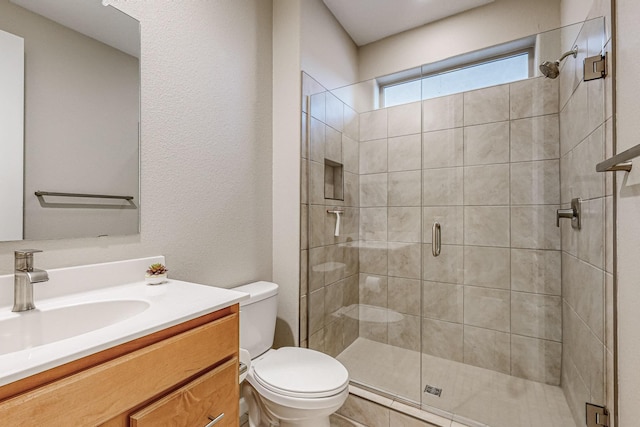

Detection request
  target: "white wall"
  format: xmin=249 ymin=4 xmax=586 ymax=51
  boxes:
xmin=0 ymin=2 xmax=273 ymax=293
xmin=359 ymin=0 xmax=561 ymax=81
xmin=614 ymin=0 xmax=640 ymax=423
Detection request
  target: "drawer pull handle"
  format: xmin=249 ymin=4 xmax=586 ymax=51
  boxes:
xmin=205 ymin=413 xmax=224 ymax=427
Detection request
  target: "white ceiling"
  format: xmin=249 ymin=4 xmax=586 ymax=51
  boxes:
xmin=322 ymin=0 xmax=495 ymax=46
xmin=10 ymin=0 xmax=139 ymax=57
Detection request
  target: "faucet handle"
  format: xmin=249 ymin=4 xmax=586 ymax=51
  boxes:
xmin=15 ymin=249 xmax=43 ymax=272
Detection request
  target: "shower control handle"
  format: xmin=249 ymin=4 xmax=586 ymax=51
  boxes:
xmin=556 ymin=198 xmax=582 ymax=230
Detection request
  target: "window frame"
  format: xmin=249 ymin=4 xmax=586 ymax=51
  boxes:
xmin=378 ymin=38 xmax=535 ymax=108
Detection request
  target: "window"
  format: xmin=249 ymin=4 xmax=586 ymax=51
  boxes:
xmin=381 ymin=49 xmax=531 ymax=108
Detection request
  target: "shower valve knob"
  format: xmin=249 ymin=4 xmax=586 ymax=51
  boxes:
xmin=556 ymin=198 xmax=582 ymax=230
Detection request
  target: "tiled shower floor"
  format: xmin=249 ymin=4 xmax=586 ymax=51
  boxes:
xmin=337 ymin=338 xmax=576 ymax=427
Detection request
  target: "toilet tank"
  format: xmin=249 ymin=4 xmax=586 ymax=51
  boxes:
xmin=233 ymin=281 xmax=278 ymax=358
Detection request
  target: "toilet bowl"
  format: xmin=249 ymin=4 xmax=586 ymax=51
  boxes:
xmin=234 ymin=282 xmax=349 ymax=427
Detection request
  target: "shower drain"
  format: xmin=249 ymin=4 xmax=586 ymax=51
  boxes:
xmin=424 ymin=384 xmax=442 ymax=397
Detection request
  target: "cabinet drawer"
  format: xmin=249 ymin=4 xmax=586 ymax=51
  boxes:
xmin=0 ymin=311 xmax=238 ymax=426
xmin=130 ymin=358 xmax=238 ymax=427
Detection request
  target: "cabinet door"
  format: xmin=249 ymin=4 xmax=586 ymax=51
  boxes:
xmin=130 ymin=358 xmax=238 ymax=427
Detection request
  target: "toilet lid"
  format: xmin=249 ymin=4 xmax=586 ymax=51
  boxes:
xmin=253 ymin=347 xmax=349 ymax=398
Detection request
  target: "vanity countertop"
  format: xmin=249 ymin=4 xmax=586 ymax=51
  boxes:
xmin=0 ymin=257 xmax=248 ymax=387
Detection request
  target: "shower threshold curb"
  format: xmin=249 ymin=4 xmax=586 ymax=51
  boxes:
xmin=346 ymin=383 xmax=486 ymax=427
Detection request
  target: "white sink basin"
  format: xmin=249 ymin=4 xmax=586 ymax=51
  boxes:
xmin=0 ymin=256 xmax=249 ymax=387
xmin=0 ymin=300 xmax=150 ymax=356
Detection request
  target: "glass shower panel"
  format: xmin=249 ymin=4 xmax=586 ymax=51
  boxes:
xmin=302 ymin=17 xmax=611 ymax=427
xmin=418 ymin=19 xmax=608 ymax=427
xmin=302 ymin=72 xmax=426 ymax=404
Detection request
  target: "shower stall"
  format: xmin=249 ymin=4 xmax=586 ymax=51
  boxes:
xmin=300 ymin=17 xmax=613 ymax=427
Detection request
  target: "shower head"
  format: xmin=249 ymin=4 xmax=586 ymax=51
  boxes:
xmin=539 ymin=47 xmax=578 ymax=79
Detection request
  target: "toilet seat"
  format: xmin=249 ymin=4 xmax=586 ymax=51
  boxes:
xmin=252 ymin=347 xmax=349 ymax=399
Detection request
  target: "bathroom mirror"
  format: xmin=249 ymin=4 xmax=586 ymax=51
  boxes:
xmin=0 ymin=0 xmax=140 ymax=242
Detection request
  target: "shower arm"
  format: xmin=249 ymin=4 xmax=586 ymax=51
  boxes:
xmin=558 ymin=47 xmax=578 ymax=63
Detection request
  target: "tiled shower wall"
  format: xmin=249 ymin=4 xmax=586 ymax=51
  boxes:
xmin=301 ymin=73 xmax=361 ymax=357
xmin=558 ymin=17 xmax=614 ymax=427
xmin=358 ymin=77 xmax=564 ymax=385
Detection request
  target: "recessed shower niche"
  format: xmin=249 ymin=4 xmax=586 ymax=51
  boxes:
xmin=324 ymin=159 xmax=344 ymax=201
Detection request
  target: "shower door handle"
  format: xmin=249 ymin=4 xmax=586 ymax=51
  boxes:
xmin=432 ymin=222 xmax=441 ymax=257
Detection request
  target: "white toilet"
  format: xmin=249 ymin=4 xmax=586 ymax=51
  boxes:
xmin=234 ymin=281 xmax=349 ymax=427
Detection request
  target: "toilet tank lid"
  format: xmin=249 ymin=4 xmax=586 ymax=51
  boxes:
xmin=234 ymin=281 xmax=278 ymax=306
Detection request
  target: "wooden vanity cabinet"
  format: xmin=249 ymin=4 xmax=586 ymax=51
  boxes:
xmin=0 ymin=304 xmax=240 ymax=427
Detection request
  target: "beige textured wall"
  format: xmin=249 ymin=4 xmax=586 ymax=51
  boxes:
xmin=300 ymin=0 xmax=358 ymax=91
xmin=358 ymin=0 xmax=562 ymax=82
xmin=0 ymin=2 xmax=273 ymax=294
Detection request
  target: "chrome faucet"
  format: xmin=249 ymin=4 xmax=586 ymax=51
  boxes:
xmin=13 ymin=249 xmax=49 ymax=312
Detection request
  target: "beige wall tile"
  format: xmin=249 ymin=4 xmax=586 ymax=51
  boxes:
xmin=511 ymin=292 xmax=562 ymax=341
xmin=360 ymin=139 xmax=388 ymax=174
xmin=423 ymin=281 xmax=464 ymax=323
xmin=360 ymin=109 xmax=388 ymax=142
xmin=310 ymin=116 xmax=326 ymax=163
xmin=326 ymin=92 xmax=344 ymax=133
xmin=423 ymin=93 xmax=463 ymax=131
xmin=388 ymin=277 xmax=421 ymax=316
xmin=464 ymin=206 xmax=510 ymax=247
xmin=562 ymin=253 xmax=605 ymax=341
xmin=325 ymin=280 xmax=345 ymax=322
xmin=310 ymin=91 xmax=326 ymax=122
xmin=511 ymin=334 xmax=561 ymax=385
xmin=359 ymin=273 xmax=388 ymax=307
xmin=423 ymin=243 xmax=463 ymax=284
xmin=510 ymin=77 xmax=559 ymax=119
xmin=389 ymin=170 xmax=422 ymax=207
xmin=309 ymin=246 xmax=326 ymax=292
xmin=326 ymin=125 xmax=342 ymax=164
xmin=577 ymin=197 xmax=605 ymax=269
xmin=463 ymin=121 xmax=510 ymax=165
xmin=309 ymin=160 xmax=325 ymax=205
xmin=343 ymin=135 xmax=359 ymax=174
xmin=463 ymin=246 xmax=510 ymax=289
xmin=511 ymin=205 xmax=560 ymax=250
xmin=464 ymin=84 xmax=509 ymax=126
xmin=389 ymin=134 xmax=422 ymax=172
xmin=360 ymin=207 xmax=388 ymax=241
xmin=388 ymin=101 xmax=422 ymax=137
xmin=360 ymin=173 xmax=388 ymax=207
xmin=464 ymin=164 xmax=510 ymax=205
xmin=463 ymin=325 xmax=510 ymax=374
xmin=344 ymin=172 xmax=360 ymax=207
xmin=511 ymin=249 xmax=561 ymax=295
xmin=464 ymin=286 xmax=510 ymax=332
xmin=560 ymin=82 xmax=588 ymax=156
xmin=344 ymin=105 xmax=359 ymax=141
xmin=510 ymin=115 xmax=560 ymax=162
xmin=423 ymin=128 xmax=464 ymax=168
xmin=510 ymin=160 xmax=560 ymax=205
xmin=388 ymin=242 xmax=421 ymax=279
xmin=388 ymin=207 xmax=421 ymax=243
xmin=389 ymin=314 xmax=421 ymax=352
xmin=423 ymin=167 xmax=463 ymax=206
xmin=359 ymin=241 xmax=388 ymax=275
xmin=309 ymin=288 xmax=325 ymax=335
xmin=423 ymin=206 xmax=464 ymax=245
xmin=422 ymin=318 xmax=463 ymax=362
